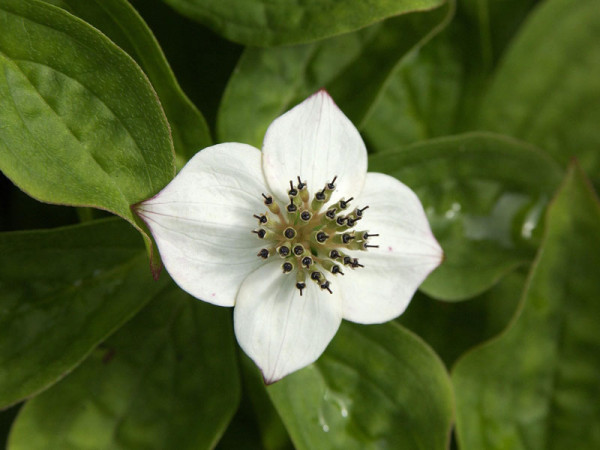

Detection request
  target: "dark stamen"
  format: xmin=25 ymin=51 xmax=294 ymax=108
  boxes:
xmin=310 ymin=271 xmax=321 ymax=280
xmin=257 ymin=249 xmax=269 ymax=259
xmin=316 ymin=231 xmax=329 ymax=243
xmin=315 ymin=189 xmax=326 ymax=201
xmin=300 ymin=210 xmax=312 ymax=221
xmin=282 ymin=262 xmax=293 ymax=273
xmin=356 ymin=206 xmax=369 ymax=217
xmin=253 ymin=229 xmax=266 ymax=239
xmin=288 ymin=180 xmax=298 ymax=196
xmin=278 ymin=246 xmax=290 ymax=257
xmin=363 ymin=232 xmax=379 ymax=239
xmin=293 ymin=245 xmax=304 ymax=256
xmin=331 ymin=265 xmax=344 ymax=275
xmin=284 ymin=227 xmax=296 ymax=239
xmin=287 ymin=200 xmax=297 ymax=212
xmin=262 ymin=194 xmax=273 ymax=205
xmin=297 ymin=176 xmax=306 ymax=190
xmin=296 ymin=282 xmax=306 ymax=295
xmin=302 ymin=256 xmax=313 ymax=267
xmin=253 ymin=214 xmax=267 ymax=224
xmin=329 ymin=250 xmax=340 ymax=259
xmin=352 ymin=258 xmax=364 ymax=268
xmin=346 ymin=218 xmax=356 ymax=227
xmin=364 ymin=244 xmax=379 ymax=249
xmin=327 ymin=176 xmax=338 ymax=190
xmin=343 ymin=256 xmax=352 ymax=265
xmin=342 ymin=233 xmax=355 ymax=244
xmin=326 ymin=209 xmax=336 ymax=219
xmin=320 ymin=281 xmax=332 ymax=293
xmin=340 ymin=197 xmax=354 ymax=209
xmin=336 ymin=216 xmax=346 ymax=226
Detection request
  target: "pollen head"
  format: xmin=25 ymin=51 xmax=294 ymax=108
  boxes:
xmin=252 ymin=176 xmax=378 ymax=295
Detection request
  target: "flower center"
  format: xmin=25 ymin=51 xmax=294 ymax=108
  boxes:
xmin=253 ymin=176 xmax=378 ymax=295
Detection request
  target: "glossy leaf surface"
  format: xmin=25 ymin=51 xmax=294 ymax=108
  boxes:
xmin=42 ymin=0 xmax=211 ymax=160
xmin=480 ymin=0 xmax=600 ymax=186
xmin=160 ymin=0 xmax=444 ymax=46
xmin=368 ymin=133 xmax=564 ymax=301
xmin=453 ymin=165 xmax=600 ymax=449
xmin=0 ymin=0 xmax=174 ymax=226
xmin=217 ymin=5 xmax=450 ymax=147
xmin=8 ymin=287 xmax=240 ymax=450
xmin=268 ymin=322 xmax=454 ymax=449
xmin=0 ymin=219 xmax=167 ymax=408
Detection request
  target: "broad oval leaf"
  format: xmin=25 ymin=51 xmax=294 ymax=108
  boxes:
xmin=216 ymin=4 xmax=451 ymax=147
xmin=8 ymin=287 xmax=240 ymax=450
xmin=0 ymin=0 xmax=175 ymax=228
xmin=480 ymin=0 xmax=600 ymax=187
xmin=0 ymin=219 xmax=168 ymax=409
xmin=160 ymin=0 xmax=444 ymax=47
xmin=368 ymin=133 xmax=564 ymax=301
xmin=268 ymin=322 xmax=454 ymax=449
xmin=41 ymin=0 xmax=211 ymax=161
xmin=452 ymin=164 xmax=600 ymax=449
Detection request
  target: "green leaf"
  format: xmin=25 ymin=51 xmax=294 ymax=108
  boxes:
xmin=368 ymin=132 xmax=564 ymax=301
xmin=216 ymin=4 xmax=451 ymax=147
xmin=8 ymin=287 xmax=240 ymax=449
xmin=452 ymin=164 xmax=600 ymax=449
xmin=160 ymin=0 xmax=445 ymax=47
xmin=41 ymin=0 xmax=211 ymax=161
xmin=268 ymin=322 xmax=454 ymax=449
xmin=362 ymin=0 xmax=540 ymax=151
xmin=0 ymin=219 xmax=168 ymax=409
xmin=480 ymin=0 xmax=600 ymax=186
xmin=0 ymin=0 xmax=175 ymax=232
xmin=399 ymin=269 xmax=526 ymax=367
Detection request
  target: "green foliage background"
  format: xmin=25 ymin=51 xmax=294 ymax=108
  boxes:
xmin=0 ymin=0 xmax=598 ymax=448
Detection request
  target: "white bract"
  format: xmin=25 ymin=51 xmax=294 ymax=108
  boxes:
xmin=135 ymin=91 xmax=443 ymax=383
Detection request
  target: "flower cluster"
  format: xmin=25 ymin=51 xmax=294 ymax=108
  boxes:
xmin=135 ymin=91 xmax=443 ymax=383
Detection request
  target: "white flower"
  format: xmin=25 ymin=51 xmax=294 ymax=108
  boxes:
xmin=135 ymin=91 xmax=443 ymax=383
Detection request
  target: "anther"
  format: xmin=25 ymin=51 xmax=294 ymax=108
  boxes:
xmin=343 ymin=256 xmax=353 ymax=265
xmin=262 ymin=194 xmax=272 ymax=204
xmin=315 ymin=189 xmax=326 ymax=201
xmin=331 ymin=265 xmax=344 ymax=275
xmin=327 ymin=176 xmax=338 ymax=190
xmin=282 ymin=262 xmax=294 ymax=273
xmin=316 ymin=231 xmax=329 ymax=243
xmin=278 ymin=245 xmax=290 ymax=257
xmin=364 ymin=244 xmax=379 ymax=249
xmin=253 ymin=214 xmax=268 ymax=224
xmin=284 ymin=227 xmax=296 ymax=239
xmin=287 ymin=199 xmax=297 ymax=213
xmin=363 ymin=232 xmax=379 ymax=240
xmin=300 ymin=210 xmax=312 ymax=221
xmin=342 ymin=233 xmax=355 ymax=244
xmin=339 ymin=197 xmax=354 ymax=210
xmin=293 ymin=244 xmax=305 ymax=256
xmin=288 ymin=180 xmax=298 ymax=197
xmin=336 ymin=216 xmax=346 ymax=226
xmin=310 ymin=271 xmax=322 ymax=281
xmin=320 ymin=280 xmax=332 ymax=294
xmin=346 ymin=218 xmax=357 ymax=227
xmin=352 ymin=258 xmax=364 ymax=268
xmin=296 ymin=282 xmax=306 ymax=295
xmin=302 ymin=256 xmax=313 ymax=268
xmin=329 ymin=249 xmax=340 ymax=259
xmin=325 ymin=208 xmax=336 ymax=220
xmin=356 ymin=206 xmax=369 ymax=217
xmin=297 ymin=176 xmax=306 ymax=190
xmin=257 ymin=248 xmax=270 ymax=259
xmin=252 ymin=229 xmax=266 ymax=239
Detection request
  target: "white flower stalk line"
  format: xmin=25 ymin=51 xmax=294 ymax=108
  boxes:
xmin=134 ymin=91 xmax=443 ymax=383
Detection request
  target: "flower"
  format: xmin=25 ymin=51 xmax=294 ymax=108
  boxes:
xmin=135 ymin=91 xmax=443 ymax=383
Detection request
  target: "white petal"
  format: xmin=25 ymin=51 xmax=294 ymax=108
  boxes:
xmin=136 ymin=143 xmax=269 ymax=307
xmin=337 ymin=172 xmax=443 ymax=324
xmin=234 ymin=261 xmax=342 ymax=384
xmin=262 ymin=90 xmax=368 ymax=203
